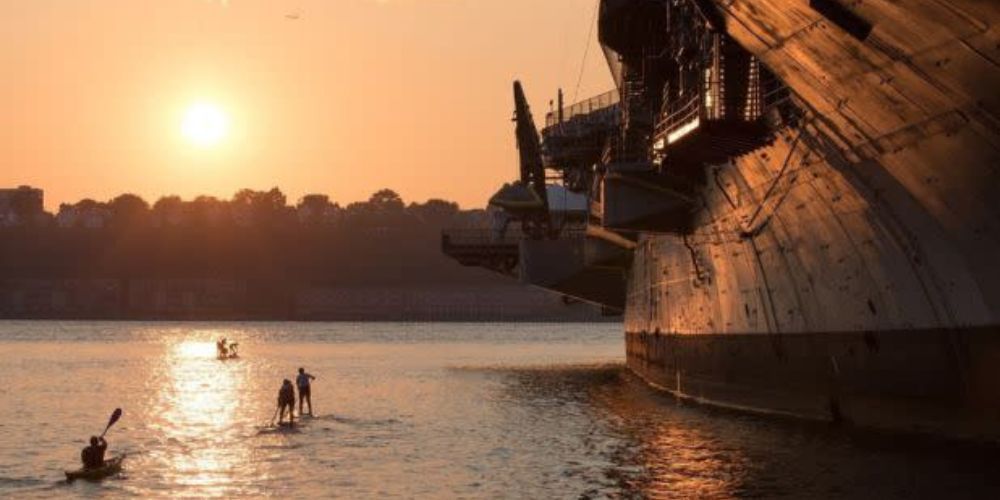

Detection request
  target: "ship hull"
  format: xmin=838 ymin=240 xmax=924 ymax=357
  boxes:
xmin=618 ymin=0 xmax=1000 ymax=442
xmin=626 ymin=327 xmax=1000 ymax=442
xmin=622 ymin=114 xmax=1000 ymax=442
xmin=450 ymin=0 xmax=1000 ymax=441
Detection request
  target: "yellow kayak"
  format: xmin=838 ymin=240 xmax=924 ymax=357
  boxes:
xmin=65 ymin=454 xmax=125 ymax=481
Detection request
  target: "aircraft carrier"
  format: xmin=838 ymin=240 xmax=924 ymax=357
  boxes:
xmin=443 ymin=0 xmax=1000 ymax=442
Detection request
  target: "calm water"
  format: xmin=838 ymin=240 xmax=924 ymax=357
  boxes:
xmin=1 ymin=321 xmax=999 ymax=499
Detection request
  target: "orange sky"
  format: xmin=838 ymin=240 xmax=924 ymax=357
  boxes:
xmin=0 ymin=0 xmax=612 ymax=210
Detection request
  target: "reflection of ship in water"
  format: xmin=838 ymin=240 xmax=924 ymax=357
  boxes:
xmin=444 ymin=0 xmax=1000 ymax=441
xmin=496 ymin=364 xmax=1000 ymax=498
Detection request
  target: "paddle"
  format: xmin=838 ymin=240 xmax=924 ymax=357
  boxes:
xmin=269 ymin=405 xmax=280 ymax=426
xmin=100 ymin=408 xmax=123 ymax=438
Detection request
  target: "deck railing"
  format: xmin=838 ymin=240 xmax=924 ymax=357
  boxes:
xmin=545 ymin=90 xmax=620 ymax=127
xmin=655 ymin=93 xmax=702 ymax=144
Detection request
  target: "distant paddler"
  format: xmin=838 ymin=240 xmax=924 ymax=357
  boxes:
xmin=297 ymin=367 xmax=317 ymax=416
xmin=216 ymin=338 xmax=239 ymax=359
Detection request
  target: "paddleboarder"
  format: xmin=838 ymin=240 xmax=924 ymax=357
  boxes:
xmin=80 ymin=436 xmax=108 ymax=469
xmin=277 ymin=379 xmax=296 ymax=426
xmin=216 ymin=338 xmax=229 ymax=358
xmin=296 ymin=367 xmax=316 ymax=416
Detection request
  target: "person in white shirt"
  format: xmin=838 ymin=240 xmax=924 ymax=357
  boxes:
xmin=296 ymin=367 xmax=317 ymax=416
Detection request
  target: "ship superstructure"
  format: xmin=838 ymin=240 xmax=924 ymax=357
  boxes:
xmin=444 ymin=0 xmax=1000 ymax=441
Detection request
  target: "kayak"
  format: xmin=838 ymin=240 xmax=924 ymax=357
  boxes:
xmin=65 ymin=454 xmax=125 ymax=482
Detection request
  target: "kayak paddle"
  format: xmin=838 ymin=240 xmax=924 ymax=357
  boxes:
xmin=100 ymin=408 xmax=123 ymax=438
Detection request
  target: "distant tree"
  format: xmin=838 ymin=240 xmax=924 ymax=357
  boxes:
xmin=264 ymin=187 xmax=288 ymax=210
xmin=408 ymin=199 xmax=459 ymax=227
xmin=232 ymin=188 xmax=287 ymax=210
xmin=64 ymin=198 xmax=111 ymax=229
xmin=108 ymin=193 xmax=150 ymax=228
xmin=231 ymin=187 xmax=291 ymax=227
xmin=152 ymin=195 xmax=184 ymax=226
xmin=297 ymin=194 xmax=339 ymax=226
xmin=231 ymin=189 xmax=255 ymax=207
xmin=299 ymin=193 xmax=329 ymax=205
xmin=189 ymin=195 xmax=229 ymax=227
xmin=74 ymin=198 xmax=104 ymax=212
xmin=342 ymin=200 xmax=371 ymax=223
xmin=368 ymin=189 xmax=404 ymax=213
xmin=152 ymin=196 xmax=182 ymax=212
xmin=346 ymin=188 xmax=409 ymax=230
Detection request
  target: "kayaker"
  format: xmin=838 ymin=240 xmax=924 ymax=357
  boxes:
xmin=296 ymin=367 xmax=317 ymax=416
xmin=80 ymin=436 xmax=107 ymax=469
xmin=277 ymin=379 xmax=296 ymax=425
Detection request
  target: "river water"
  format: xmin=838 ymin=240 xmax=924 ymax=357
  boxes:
xmin=1 ymin=321 xmax=998 ymax=498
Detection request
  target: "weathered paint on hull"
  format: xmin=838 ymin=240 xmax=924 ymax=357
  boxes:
xmin=624 ymin=0 xmax=1000 ymax=440
xmin=623 ymin=114 xmax=1000 ymax=440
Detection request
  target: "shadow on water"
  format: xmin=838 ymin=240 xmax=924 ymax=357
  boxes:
xmin=489 ymin=363 xmax=1000 ymax=499
xmin=314 ymin=414 xmax=404 ymax=427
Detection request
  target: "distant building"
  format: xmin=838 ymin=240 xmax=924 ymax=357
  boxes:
xmin=0 ymin=186 xmax=44 ymax=227
xmin=56 ymin=201 xmax=111 ymax=229
xmin=81 ymin=207 xmax=111 ymax=229
xmin=55 ymin=204 xmax=78 ymax=228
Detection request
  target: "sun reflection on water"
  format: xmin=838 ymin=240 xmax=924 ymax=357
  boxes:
xmin=584 ymin=373 xmax=751 ymax=499
xmin=149 ymin=338 xmax=262 ymax=495
xmin=638 ymin=424 xmax=749 ymax=499
xmin=175 ymin=341 xmax=218 ymax=359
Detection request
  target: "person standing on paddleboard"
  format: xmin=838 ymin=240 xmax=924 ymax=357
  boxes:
xmin=296 ymin=367 xmax=317 ymax=416
xmin=81 ymin=436 xmax=107 ymax=469
xmin=277 ymin=379 xmax=296 ymax=425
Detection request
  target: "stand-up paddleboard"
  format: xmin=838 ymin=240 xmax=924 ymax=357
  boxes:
xmin=256 ymin=422 xmax=301 ymax=435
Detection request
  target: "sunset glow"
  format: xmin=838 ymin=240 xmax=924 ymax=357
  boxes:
xmin=0 ymin=0 xmax=610 ymax=209
xmin=181 ymin=102 xmax=230 ymax=148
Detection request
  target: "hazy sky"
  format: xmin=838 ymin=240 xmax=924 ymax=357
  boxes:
xmin=0 ymin=0 xmax=612 ymax=210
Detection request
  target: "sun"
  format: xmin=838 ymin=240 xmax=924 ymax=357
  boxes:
xmin=181 ymin=102 xmax=229 ymax=147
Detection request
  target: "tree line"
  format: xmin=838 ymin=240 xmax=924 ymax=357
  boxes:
xmin=0 ymin=188 xmax=491 ymax=284
xmin=38 ymin=188 xmax=480 ymax=230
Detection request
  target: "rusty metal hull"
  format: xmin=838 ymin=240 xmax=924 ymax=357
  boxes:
xmin=623 ymin=0 xmax=1000 ymax=440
